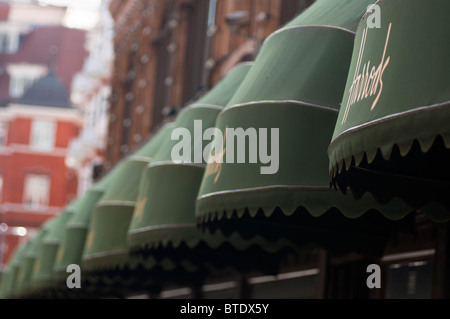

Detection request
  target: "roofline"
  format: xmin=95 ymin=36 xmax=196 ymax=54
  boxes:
xmin=8 ymin=103 xmax=83 ymax=123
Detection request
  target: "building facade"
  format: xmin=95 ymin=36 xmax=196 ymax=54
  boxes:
xmin=67 ymin=0 xmax=115 ymax=195
xmin=0 ymin=2 xmax=87 ymax=269
xmin=98 ymin=0 xmax=445 ymax=300
xmin=104 ymin=0 xmax=314 ymax=170
xmin=0 ymin=73 xmax=83 ymax=268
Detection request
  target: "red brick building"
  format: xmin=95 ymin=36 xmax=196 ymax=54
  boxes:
xmin=0 ymin=71 xmax=83 ymax=268
xmin=0 ymin=5 xmax=87 ymax=268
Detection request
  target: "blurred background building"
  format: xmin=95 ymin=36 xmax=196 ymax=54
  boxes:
xmin=0 ymin=0 xmax=93 ymax=270
xmin=66 ymin=0 xmax=114 ymax=197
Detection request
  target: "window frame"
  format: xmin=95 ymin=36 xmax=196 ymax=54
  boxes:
xmin=23 ymin=173 xmax=51 ymax=210
xmin=0 ymin=174 xmax=3 ymax=202
xmin=0 ymin=121 xmax=8 ymax=147
xmin=30 ymin=119 xmax=56 ymax=152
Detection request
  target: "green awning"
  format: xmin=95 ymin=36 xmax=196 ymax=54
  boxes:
xmin=328 ymin=0 xmax=450 ymax=221
xmin=81 ymin=123 xmax=172 ymax=295
xmin=127 ymin=64 xmax=252 ymax=251
xmin=0 ymin=240 xmax=29 ymax=298
xmin=32 ymin=201 xmax=79 ymax=294
xmin=15 ymin=219 xmax=55 ymax=298
xmin=195 ymin=0 xmax=415 ymax=257
xmin=52 ymin=169 xmax=118 ymax=295
xmin=126 ymin=63 xmax=293 ymax=275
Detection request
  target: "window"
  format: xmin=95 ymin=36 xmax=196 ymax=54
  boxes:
xmin=0 ymin=121 xmax=7 ymax=146
xmin=0 ymin=32 xmax=19 ymax=54
xmin=7 ymin=64 xmax=47 ymax=98
xmin=30 ymin=120 xmax=56 ymax=151
xmin=0 ymin=33 xmax=7 ymax=52
xmin=9 ymin=75 xmax=37 ymax=98
xmin=280 ymin=0 xmax=315 ymax=26
xmin=0 ymin=174 xmax=3 ymax=202
xmin=23 ymin=174 xmax=50 ymax=209
xmin=182 ymin=0 xmax=210 ymax=103
xmin=385 ymin=260 xmax=433 ymax=299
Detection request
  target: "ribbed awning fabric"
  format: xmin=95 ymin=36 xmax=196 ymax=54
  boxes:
xmin=328 ymin=0 xmax=450 ymax=221
xmin=126 ymin=63 xmax=292 ymax=274
xmin=80 ymin=123 xmax=173 ymax=294
xmin=47 ymin=172 xmax=118 ymax=297
xmin=0 ymin=241 xmax=29 ymax=298
xmin=0 ymin=173 xmax=121 ymax=299
xmin=195 ymin=0 xmax=416 ymax=257
xmin=31 ymin=201 xmax=79 ymax=294
xmin=1 ymin=218 xmax=55 ymax=298
xmin=127 ymin=64 xmax=252 ymax=253
xmin=79 ymin=126 xmax=198 ymax=296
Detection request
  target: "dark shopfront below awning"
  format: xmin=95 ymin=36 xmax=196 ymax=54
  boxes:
xmin=328 ymin=0 xmax=450 ymax=221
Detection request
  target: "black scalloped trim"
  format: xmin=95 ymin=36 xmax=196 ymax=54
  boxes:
xmin=331 ymin=136 xmax=450 ymax=212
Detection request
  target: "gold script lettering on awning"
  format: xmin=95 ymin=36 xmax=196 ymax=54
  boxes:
xmin=85 ymin=230 xmax=95 ymax=249
xmin=133 ymin=179 xmax=149 ymax=223
xmin=342 ymin=22 xmax=392 ymax=124
xmin=204 ymin=126 xmax=228 ymax=184
xmin=134 ymin=196 xmax=148 ymax=224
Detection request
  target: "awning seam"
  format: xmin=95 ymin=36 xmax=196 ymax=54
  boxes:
xmin=128 ymin=223 xmax=197 ymax=235
xmin=221 ymin=100 xmax=339 ymax=117
xmin=264 ymin=25 xmax=356 ymax=46
xmin=83 ymin=249 xmax=129 ymax=261
xmin=148 ymin=161 xmax=205 ymax=169
xmin=329 ymin=100 xmax=450 ymax=154
xmin=197 ymin=185 xmax=330 ymax=201
xmin=95 ymin=200 xmax=136 ymax=208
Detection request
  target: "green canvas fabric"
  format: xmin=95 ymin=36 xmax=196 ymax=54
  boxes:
xmin=127 ymin=63 xmax=255 ymax=255
xmin=32 ymin=202 xmax=79 ymax=291
xmin=0 ymin=240 xmax=29 ymax=298
xmin=127 ymin=63 xmax=294 ymax=274
xmin=195 ymin=0 xmax=414 ymax=256
xmin=328 ymin=0 xmax=450 ymax=219
xmin=81 ymin=123 xmax=172 ymax=272
xmin=283 ymin=0 xmax=377 ymax=30
xmin=9 ymin=219 xmax=55 ymax=298
xmin=194 ymin=62 xmax=253 ymax=107
xmin=53 ymin=168 xmax=119 ymax=282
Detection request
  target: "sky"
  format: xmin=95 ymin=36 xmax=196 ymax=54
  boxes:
xmin=37 ymin=0 xmax=102 ymax=30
